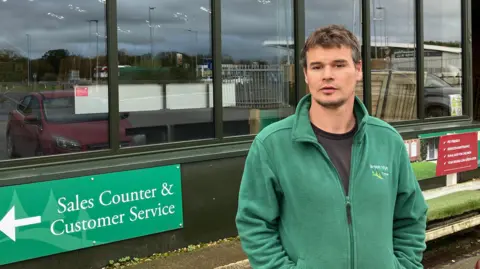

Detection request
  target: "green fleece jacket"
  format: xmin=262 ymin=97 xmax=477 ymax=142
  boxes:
xmin=235 ymin=94 xmax=428 ymax=269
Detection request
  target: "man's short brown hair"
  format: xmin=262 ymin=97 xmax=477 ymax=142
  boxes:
xmin=301 ymin=24 xmax=361 ymax=68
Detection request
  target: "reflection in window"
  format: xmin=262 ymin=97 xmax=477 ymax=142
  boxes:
xmin=117 ymin=0 xmax=213 ymax=146
xmin=370 ymin=0 xmax=417 ymax=122
xmin=1 ymin=0 xmax=108 ymax=160
xmin=305 ymin=0 xmax=363 ymax=102
xmin=221 ymin=0 xmax=295 ymax=136
xmin=424 ymin=0 xmax=463 ymax=118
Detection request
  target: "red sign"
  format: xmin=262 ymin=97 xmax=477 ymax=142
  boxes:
xmin=436 ymin=132 xmax=478 ymax=176
xmin=75 ymin=87 xmax=89 ymax=97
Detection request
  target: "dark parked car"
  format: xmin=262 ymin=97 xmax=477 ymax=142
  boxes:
xmin=424 ymin=73 xmax=462 ymax=117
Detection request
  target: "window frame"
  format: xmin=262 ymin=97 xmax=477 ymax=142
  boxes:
xmin=0 ymin=0 xmax=476 ymax=171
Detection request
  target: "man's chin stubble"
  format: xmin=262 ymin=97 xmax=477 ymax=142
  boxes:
xmin=314 ymin=98 xmax=347 ymax=109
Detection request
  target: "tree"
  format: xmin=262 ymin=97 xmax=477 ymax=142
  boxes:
xmin=0 ymin=49 xmax=25 ymax=61
xmin=41 ymin=49 xmax=71 ymax=75
xmin=424 ymin=40 xmax=461 ymax=48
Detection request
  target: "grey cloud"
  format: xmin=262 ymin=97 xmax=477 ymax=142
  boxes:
xmin=0 ymin=0 xmax=464 ymax=62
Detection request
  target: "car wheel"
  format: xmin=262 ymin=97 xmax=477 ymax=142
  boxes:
xmin=34 ymin=148 xmax=44 ymax=156
xmin=6 ymin=132 xmax=17 ymax=158
xmin=426 ymin=106 xmax=449 ymax=118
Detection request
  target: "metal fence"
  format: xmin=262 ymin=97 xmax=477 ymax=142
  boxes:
xmin=222 ymin=64 xmax=292 ymax=109
xmin=391 ymin=57 xmax=462 ymax=74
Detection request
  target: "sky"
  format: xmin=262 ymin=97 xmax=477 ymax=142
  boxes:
xmin=0 ymin=0 xmax=463 ymax=61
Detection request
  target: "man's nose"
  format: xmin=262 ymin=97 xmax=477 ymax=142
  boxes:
xmin=323 ymin=66 xmax=334 ymax=80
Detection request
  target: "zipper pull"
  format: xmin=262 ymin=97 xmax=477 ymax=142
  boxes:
xmin=346 ymin=196 xmax=352 ymax=225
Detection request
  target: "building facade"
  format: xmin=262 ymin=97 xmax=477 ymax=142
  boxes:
xmin=0 ymin=0 xmax=478 ymax=268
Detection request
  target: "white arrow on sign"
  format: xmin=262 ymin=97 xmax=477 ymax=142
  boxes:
xmin=0 ymin=206 xmax=42 ymax=241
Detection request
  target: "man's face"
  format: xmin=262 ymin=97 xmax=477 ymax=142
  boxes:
xmin=303 ymin=45 xmax=362 ymax=109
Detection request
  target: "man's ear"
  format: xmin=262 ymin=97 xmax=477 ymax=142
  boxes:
xmin=303 ymin=67 xmax=308 ymax=84
xmin=355 ymin=60 xmax=363 ymax=81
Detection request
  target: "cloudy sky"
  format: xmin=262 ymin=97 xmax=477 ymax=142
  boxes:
xmin=0 ymin=0 xmax=462 ymax=62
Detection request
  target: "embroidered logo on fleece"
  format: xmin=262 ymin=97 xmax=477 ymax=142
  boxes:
xmin=370 ymin=164 xmax=390 ymax=180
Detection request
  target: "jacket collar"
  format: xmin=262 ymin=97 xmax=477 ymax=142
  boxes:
xmin=291 ymin=94 xmax=370 ymax=144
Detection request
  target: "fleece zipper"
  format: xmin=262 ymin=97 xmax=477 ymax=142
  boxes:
xmin=347 ymin=141 xmax=358 ymax=269
xmin=312 ymin=141 xmax=357 ymax=269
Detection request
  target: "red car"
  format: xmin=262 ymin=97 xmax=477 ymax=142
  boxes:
xmin=6 ymin=90 xmax=133 ymax=158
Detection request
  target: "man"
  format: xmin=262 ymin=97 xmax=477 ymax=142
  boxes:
xmin=235 ymin=24 xmax=428 ymax=269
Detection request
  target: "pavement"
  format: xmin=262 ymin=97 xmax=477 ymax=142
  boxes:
xmin=102 ymin=240 xmax=247 ymax=269
xmin=105 ymin=237 xmax=479 ymax=269
xmin=440 ymin=255 xmax=480 ymax=269
xmin=423 ymin=180 xmax=480 ymax=200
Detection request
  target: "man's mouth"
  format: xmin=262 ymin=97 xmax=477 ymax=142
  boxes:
xmin=321 ymin=86 xmax=337 ymax=93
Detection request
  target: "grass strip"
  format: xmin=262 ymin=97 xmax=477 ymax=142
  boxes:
xmin=427 ymin=190 xmax=480 ymax=222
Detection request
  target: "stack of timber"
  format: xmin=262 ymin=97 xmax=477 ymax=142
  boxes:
xmin=356 ymin=70 xmax=420 ymax=121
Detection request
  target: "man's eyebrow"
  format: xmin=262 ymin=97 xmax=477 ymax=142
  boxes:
xmin=309 ymin=59 xmax=348 ymax=65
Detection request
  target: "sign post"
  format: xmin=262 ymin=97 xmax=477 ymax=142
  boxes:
xmin=0 ymin=165 xmax=183 ymax=266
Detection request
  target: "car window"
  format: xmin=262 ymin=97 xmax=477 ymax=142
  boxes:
xmin=18 ymin=96 xmax=31 ymax=114
xmin=26 ymin=97 xmax=41 ymax=117
xmin=42 ymin=96 xmax=109 ymax=123
xmin=425 ymin=75 xmax=450 ymax=88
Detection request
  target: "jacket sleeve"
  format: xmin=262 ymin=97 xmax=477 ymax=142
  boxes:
xmin=235 ymin=138 xmax=296 ymax=269
xmin=393 ymin=143 xmax=429 ymax=269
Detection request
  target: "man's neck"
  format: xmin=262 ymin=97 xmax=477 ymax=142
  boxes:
xmin=309 ymin=98 xmax=356 ymax=134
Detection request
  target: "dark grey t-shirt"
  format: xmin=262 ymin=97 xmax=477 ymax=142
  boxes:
xmin=311 ymin=122 xmax=357 ymax=196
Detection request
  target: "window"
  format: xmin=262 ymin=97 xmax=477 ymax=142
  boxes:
xmin=424 ymin=0 xmax=463 ymax=118
xmin=117 ymin=0 xmax=213 ymax=146
xmin=370 ymin=0 xmax=418 ymax=122
xmin=305 ymin=0 xmax=363 ymax=102
xmin=1 ymin=0 xmax=107 ymax=160
xmin=221 ymin=0 xmax=296 ymax=136
xmin=0 ymin=1 xmax=473 ymax=168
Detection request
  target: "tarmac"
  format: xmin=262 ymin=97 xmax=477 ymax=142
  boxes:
xmin=440 ymin=256 xmax=480 ymax=269
xmin=103 ymin=240 xmax=247 ymax=269
xmin=106 ymin=238 xmax=480 ymax=269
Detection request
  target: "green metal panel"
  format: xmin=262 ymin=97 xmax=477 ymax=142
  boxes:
xmin=362 ymin=0 xmax=372 ymax=114
xmin=418 ymin=128 xmax=480 ymax=139
xmin=212 ymin=0 xmax=223 ymax=139
xmin=294 ymin=0 xmax=306 ymax=104
xmin=257 ymin=110 xmax=284 ymax=131
xmin=106 ymin=0 xmax=120 ymax=151
xmin=415 ymin=0 xmax=425 ymax=119
xmin=462 ymin=0 xmax=473 ymax=118
xmin=0 ymin=165 xmax=183 ymax=266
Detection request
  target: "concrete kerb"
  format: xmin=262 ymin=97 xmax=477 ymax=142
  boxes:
xmin=214 ymin=260 xmax=251 ymax=269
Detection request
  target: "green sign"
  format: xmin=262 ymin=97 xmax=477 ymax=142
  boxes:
xmin=418 ymin=128 xmax=480 ymax=139
xmin=0 ymin=165 xmax=183 ymax=266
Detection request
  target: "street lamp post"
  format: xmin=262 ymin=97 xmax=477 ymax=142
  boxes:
xmin=149 ymin=7 xmax=156 ymax=67
xmin=26 ymin=34 xmax=31 ymax=87
xmin=186 ymin=29 xmax=198 ymax=77
xmin=88 ymin=19 xmax=99 ymax=82
xmin=373 ymin=1 xmax=377 ymax=58
xmin=376 ymin=7 xmax=387 ymax=48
